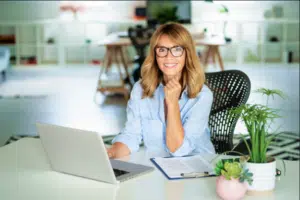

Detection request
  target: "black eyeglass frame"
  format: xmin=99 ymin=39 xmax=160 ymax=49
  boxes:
xmin=155 ymin=46 xmax=185 ymax=58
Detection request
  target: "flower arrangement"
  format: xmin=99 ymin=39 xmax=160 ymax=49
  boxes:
xmin=60 ymin=3 xmax=85 ymax=19
xmin=215 ymin=158 xmax=253 ymax=185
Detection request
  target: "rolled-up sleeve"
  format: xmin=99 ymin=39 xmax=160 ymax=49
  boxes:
xmin=167 ymin=87 xmax=215 ymax=157
xmin=111 ymin=83 xmax=143 ymax=153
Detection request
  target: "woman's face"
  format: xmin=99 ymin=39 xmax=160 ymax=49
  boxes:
xmin=155 ymin=34 xmax=186 ymax=79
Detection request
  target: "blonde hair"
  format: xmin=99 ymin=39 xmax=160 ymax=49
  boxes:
xmin=140 ymin=22 xmax=205 ymax=99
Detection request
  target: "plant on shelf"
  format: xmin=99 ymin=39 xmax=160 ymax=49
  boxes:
xmin=215 ymin=158 xmax=253 ymax=200
xmin=149 ymin=3 xmax=179 ymax=25
xmin=60 ymin=2 xmax=85 ymax=20
xmin=230 ymin=88 xmax=286 ymax=193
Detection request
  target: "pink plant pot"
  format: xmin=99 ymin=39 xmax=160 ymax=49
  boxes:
xmin=216 ymin=175 xmax=247 ymax=200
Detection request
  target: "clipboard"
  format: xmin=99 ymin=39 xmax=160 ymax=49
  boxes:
xmin=150 ymin=155 xmax=216 ymax=180
xmin=150 ymin=157 xmax=184 ymax=180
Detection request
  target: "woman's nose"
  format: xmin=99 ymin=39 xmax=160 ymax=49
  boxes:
xmin=166 ymin=50 xmax=174 ymax=58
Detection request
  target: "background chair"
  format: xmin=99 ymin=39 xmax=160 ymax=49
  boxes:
xmin=102 ymin=70 xmax=251 ymax=154
xmin=205 ymin=69 xmax=251 ymax=154
xmin=128 ymin=25 xmax=154 ymax=82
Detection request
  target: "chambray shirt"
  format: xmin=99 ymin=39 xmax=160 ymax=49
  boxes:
xmin=112 ymin=81 xmax=216 ymax=157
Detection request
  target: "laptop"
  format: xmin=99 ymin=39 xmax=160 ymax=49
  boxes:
xmin=36 ymin=122 xmax=154 ymax=184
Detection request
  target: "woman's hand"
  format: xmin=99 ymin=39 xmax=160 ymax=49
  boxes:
xmin=106 ymin=142 xmax=131 ymax=159
xmin=106 ymin=147 xmax=115 ymax=158
xmin=164 ymin=77 xmax=182 ymax=107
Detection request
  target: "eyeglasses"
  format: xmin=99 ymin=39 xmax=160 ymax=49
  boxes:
xmin=155 ymin=46 xmax=185 ymax=57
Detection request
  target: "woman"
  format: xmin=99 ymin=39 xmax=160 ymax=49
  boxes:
xmin=107 ymin=22 xmax=215 ymax=158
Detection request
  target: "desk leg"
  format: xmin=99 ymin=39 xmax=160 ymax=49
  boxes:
xmin=118 ymin=47 xmax=133 ymax=88
xmin=94 ymin=47 xmax=112 ymax=103
xmin=211 ymin=46 xmax=217 ymax=68
xmin=203 ymin=46 xmax=212 ymax=70
xmin=102 ymin=46 xmax=110 ymax=69
xmin=215 ymin=46 xmax=225 ymax=71
xmin=105 ymin=46 xmax=114 ymax=73
xmin=98 ymin=46 xmax=112 ymax=88
xmin=115 ymin=47 xmax=130 ymax=100
xmin=122 ymin=46 xmax=131 ymax=66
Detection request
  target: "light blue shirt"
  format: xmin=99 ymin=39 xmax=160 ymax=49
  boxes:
xmin=112 ymin=81 xmax=216 ymax=157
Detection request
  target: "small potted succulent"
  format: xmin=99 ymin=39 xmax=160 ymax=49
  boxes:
xmin=215 ymin=158 xmax=253 ymax=200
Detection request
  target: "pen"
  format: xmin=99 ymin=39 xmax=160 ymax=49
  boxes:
xmin=180 ymin=171 xmax=215 ymax=178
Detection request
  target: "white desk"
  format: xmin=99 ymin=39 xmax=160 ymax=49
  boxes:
xmin=0 ymin=138 xmax=299 ymax=200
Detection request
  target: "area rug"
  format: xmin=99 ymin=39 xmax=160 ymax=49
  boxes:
xmin=0 ymin=95 xmax=48 ymax=99
xmin=4 ymin=132 xmax=299 ymax=161
xmin=233 ymin=132 xmax=300 ymax=161
xmin=4 ymin=134 xmax=116 ymax=146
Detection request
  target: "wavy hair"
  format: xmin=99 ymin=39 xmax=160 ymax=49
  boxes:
xmin=140 ymin=22 xmax=205 ymax=99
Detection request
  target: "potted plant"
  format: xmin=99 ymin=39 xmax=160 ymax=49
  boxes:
xmin=149 ymin=3 xmax=179 ymax=25
xmin=215 ymin=158 xmax=253 ymax=200
xmin=230 ymin=88 xmax=286 ymax=194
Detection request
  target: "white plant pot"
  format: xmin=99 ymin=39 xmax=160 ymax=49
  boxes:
xmin=245 ymin=159 xmax=276 ymax=194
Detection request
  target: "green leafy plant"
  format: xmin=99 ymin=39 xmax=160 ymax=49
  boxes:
xmin=230 ymin=88 xmax=286 ymax=163
xmin=150 ymin=3 xmax=179 ymax=24
xmin=215 ymin=158 xmax=253 ymax=185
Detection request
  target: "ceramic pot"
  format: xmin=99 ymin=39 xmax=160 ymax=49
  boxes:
xmin=245 ymin=158 xmax=276 ymax=194
xmin=216 ymin=175 xmax=247 ymax=200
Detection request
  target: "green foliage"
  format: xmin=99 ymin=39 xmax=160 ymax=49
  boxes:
xmin=221 ymin=162 xmax=242 ymax=179
xmin=150 ymin=3 xmax=179 ymax=24
xmin=219 ymin=5 xmax=229 ymax=13
xmin=214 ymin=159 xmax=253 ymax=185
xmin=239 ymin=168 xmax=253 ymax=185
xmin=255 ymin=88 xmax=286 ymax=100
xmin=230 ymin=88 xmax=286 ymax=163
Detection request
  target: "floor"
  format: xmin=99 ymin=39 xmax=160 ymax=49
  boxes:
xmin=0 ymin=63 xmax=299 ymax=147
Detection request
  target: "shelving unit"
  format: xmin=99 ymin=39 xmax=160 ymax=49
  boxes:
xmin=194 ymin=18 xmax=299 ymax=64
xmin=0 ymin=19 xmax=144 ymax=67
xmin=0 ymin=18 xmax=299 ymax=67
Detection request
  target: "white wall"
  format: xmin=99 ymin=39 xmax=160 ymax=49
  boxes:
xmin=1 ymin=1 xmax=297 ymax=22
xmin=191 ymin=1 xmax=299 ymax=62
xmin=192 ymin=1 xmax=299 ymax=21
xmin=0 ymin=1 xmax=146 ymax=62
xmin=0 ymin=1 xmax=60 ymax=21
xmin=0 ymin=1 xmax=299 ymax=63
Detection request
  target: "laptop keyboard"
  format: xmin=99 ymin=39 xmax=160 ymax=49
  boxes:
xmin=113 ymin=168 xmax=129 ymax=177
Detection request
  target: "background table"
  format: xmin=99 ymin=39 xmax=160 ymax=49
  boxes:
xmin=96 ymin=34 xmax=133 ymax=101
xmin=95 ymin=33 xmax=228 ymax=101
xmin=1 ymin=138 xmax=298 ymax=200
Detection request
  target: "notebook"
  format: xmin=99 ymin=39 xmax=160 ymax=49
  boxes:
xmin=150 ymin=155 xmax=216 ymax=180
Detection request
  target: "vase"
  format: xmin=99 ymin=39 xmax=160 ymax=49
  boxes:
xmin=216 ymin=175 xmax=247 ymax=200
xmin=245 ymin=158 xmax=276 ymax=195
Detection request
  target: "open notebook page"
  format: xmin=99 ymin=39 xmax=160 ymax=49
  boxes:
xmin=153 ymin=155 xmax=214 ymax=179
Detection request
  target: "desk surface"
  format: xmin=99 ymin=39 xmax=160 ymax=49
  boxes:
xmin=0 ymin=138 xmax=299 ymax=200
xmin=98 ymin=33 xmax=227 ymax=46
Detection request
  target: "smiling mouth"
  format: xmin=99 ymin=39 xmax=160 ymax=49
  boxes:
xmin=164 ymin=63 xmax=177 ymax=68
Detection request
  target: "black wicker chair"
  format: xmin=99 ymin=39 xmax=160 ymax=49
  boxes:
xmin=128 ymin=25 xmax=154 ymax=82
xmin=205 ymin=70 xmax=251 ymax=154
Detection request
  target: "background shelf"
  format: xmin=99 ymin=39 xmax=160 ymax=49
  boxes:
xmin=0 ymin=18 xmax=299 ymax=66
